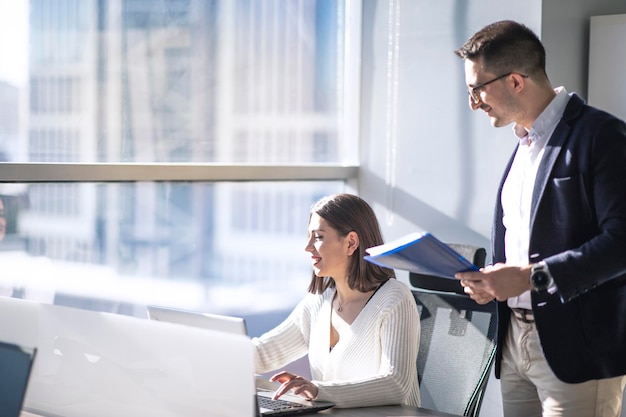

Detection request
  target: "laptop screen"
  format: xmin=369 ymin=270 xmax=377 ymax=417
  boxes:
xmin=147 ymin=305 xmax=248 ymax=335
xmin=0 ymin=341 xmax=37 ymax=417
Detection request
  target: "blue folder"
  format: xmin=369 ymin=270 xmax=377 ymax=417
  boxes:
xmin=364 ymin=232 xmax=478 ymax=279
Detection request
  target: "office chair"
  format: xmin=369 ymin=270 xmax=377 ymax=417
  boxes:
xmin=410 ymin=244 xmax=496 ymax=417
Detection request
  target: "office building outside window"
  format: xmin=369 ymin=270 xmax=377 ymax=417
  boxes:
xmin=0 ymin=0 xmax=357 ymax=319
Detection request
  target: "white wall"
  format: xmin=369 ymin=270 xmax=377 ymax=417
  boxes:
xmin=358 ymin=1 xmax=626 ymax=416
xmin=358 ymin=3 xmax=540 ymax=414
xmin=359 ymin=0 xmax=540 ymax=254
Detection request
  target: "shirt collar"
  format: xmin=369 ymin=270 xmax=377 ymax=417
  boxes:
xmin=512 ymin=86 xmax=569 ymax=147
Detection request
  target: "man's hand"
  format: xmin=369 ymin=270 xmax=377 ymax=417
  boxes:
xmin=455 ymin=263 xmax=532 ymax=303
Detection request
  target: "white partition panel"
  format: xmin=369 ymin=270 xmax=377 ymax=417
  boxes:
xmin=589 ymin=14 xmax=626 ymax=120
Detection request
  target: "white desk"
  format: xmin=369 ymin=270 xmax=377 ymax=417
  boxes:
xmin=22 ymin=407 xmax=461 ymax=417
xmin=321 ymin=406 xmax=461 ymax=416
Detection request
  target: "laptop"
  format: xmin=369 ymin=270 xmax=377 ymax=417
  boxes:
xmin=2 ymin=298 xmax=257 ymax=417
xmin=0 ymin=341 xmax=37 ymax=417
xmin=146 ymin=305 xmax=335 ymax=416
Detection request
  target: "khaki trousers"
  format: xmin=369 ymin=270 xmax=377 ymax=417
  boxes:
xmin=500 ymin=314 xmax=626 ymax=417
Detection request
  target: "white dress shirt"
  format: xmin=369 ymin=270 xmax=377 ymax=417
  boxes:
xmin=504 ymin=87 xmax=569 ymax=310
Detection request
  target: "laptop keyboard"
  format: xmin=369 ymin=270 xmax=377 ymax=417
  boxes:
xmin=258 ymin=395 xmax=306 ymax=411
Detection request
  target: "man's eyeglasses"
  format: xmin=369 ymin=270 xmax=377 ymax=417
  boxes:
xmin=468 ymin=72 xmax=528 ymax=104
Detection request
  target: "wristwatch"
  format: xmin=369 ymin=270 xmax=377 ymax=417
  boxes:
xmin=530 ymin=261 xmax=554 ymax=292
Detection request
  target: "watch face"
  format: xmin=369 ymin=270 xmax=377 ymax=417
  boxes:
xmin=532 ymin=271 xmax=549 ymax=288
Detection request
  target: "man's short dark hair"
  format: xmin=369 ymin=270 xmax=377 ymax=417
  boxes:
xmin=454 ymin=20 xmax=547 ymax=78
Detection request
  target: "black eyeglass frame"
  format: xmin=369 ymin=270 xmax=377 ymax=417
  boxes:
xmin=468 ymin=72 xmax=528 ymax=104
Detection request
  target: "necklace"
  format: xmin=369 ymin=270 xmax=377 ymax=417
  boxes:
xmin=334 ymin=292 xmax=343 ymax=312
xmin=334 ymin=291 xmax=344 ymax=312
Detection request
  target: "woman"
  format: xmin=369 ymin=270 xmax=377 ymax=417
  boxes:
xmin=252 ymin=193 xmax=420 ymax=408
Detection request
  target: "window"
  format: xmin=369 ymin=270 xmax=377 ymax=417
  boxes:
xmin=0 ymin=0 xmax=359 ymax=319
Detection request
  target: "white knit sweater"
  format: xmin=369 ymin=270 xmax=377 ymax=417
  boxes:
xmin=252 ymin=278 xmax=420 ymax=408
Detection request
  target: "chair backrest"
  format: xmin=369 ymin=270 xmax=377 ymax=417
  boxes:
xmin=410 ymin=244 xmax=495 ymax=417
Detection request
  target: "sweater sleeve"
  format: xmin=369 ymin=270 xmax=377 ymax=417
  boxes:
xmin=312 ymin=281 xmax=420 ymax=408
xmin=251 ymin=294 xmax=320 ymax=374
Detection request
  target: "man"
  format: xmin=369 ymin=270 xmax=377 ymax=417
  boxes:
xmin=454 ymin=20 xmax=626 ymax=417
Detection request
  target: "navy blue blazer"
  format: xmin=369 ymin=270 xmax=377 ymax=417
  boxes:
xmin=492 ymin=93 xmax=626 ymax=383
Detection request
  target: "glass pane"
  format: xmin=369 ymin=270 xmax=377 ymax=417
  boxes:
xmin=0 ymin=0 xmax=350 ymax=164
xmin=0 ymin=181 xmax=344 ymax=320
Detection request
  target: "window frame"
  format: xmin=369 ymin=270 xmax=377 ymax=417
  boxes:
xmin=0 ymin=163 xmax=358 ymax=182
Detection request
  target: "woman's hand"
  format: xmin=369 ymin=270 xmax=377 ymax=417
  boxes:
xmin=269 ymin=371 xmax=319 ymax=401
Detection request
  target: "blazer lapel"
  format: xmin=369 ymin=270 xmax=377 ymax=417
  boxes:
xmin=529 ymin=94 xmax=584 ymax=233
